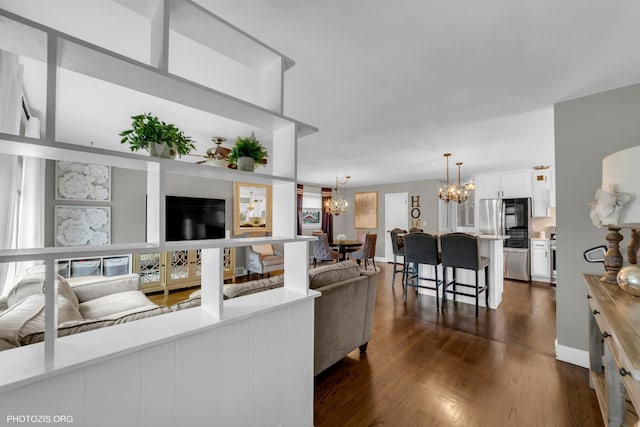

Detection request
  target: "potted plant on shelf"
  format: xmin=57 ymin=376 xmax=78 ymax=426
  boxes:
xmin=228 ymin=132 xmax=268 ymax=171
xmin=119 ymin=113 xmax=195 ymax=159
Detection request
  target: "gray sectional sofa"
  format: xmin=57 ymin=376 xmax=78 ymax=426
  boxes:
xmin=0 ymin=261 xmax=378 ymax=376
xmin=219 ymin=260 xmax=379 ymax=375
xmin=0 ymin=272 xmax=200 ymax=351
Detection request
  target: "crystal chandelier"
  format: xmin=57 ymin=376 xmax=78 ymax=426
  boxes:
xmin=325 ymin=176 xmax=351 ymax=215
xmin=438 ymin=153 xmax=474 ymax=203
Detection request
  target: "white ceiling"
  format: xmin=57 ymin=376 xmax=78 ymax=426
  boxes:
xmin=6 ymin=1 xmax=640 ymax=188
xmin=197 ymin=0 xmax=640 ymax=187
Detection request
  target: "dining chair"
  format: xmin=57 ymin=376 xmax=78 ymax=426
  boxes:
xmin=403 ymin=232 xmax=443 ymax=307
xmin=440 ymin=232 xmax=489 ymax=318
xmin=355 ymin=230 xmax=368 ymax=242
xmin=348 ymin=233 xmax=377 ymax=270
xmin=312 ymin=233 xmax=341 ymax=267
xmin=390 ymin=228 xmax=408 ymax=288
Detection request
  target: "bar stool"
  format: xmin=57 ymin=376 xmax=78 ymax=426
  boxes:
xmin=390 ymin=228 xmax=407 ymax=288
xmin=440 ymin=232 xmax=489 ymax=318
xmin=403 ymin=232 xmax=443 ymax=308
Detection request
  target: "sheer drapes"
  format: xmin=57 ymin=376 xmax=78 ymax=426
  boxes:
xmin=321 ymin=187 xmax=334 ymax=244
xmin=297 ymin=183 xmax=303 ymax=235
xmin=0 ymin=50 xmax=23 ymax=294
xmin=0 ymin=51 xmax=45 ymax=295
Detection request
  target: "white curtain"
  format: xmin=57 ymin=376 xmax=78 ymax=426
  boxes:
xmin=0 ymin=50 xmax=23 ymax=295
xmin=15 ymin=117 xmax=45 ymax=277
xmin=0 ymin=52 xmax=45 ymax=296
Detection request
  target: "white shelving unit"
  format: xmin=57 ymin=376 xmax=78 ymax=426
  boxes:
xmin=0 ymin=3 xmax=317 ymax=424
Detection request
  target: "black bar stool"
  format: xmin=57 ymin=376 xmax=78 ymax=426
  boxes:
xmin=390 ymin=228 xmax=407 ymax=288
xmin=403 ymin=232 xmax=443 ymax=308
xmin=440 ymin=233 xmax=489 ymax=318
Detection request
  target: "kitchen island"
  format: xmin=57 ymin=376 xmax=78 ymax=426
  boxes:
xmin=414 ymin=233 xmax=508 ymax=309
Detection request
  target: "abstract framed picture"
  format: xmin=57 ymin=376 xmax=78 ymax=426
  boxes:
xmin=355 ymin=192 xmax=378 ymax=229
xmin=302 ymin=209 xmax=321 ymax=225
xmin=55 ymin=161 xmax=111 ymax=201
xmin=55 ymin=206 xmax=111 ymax=247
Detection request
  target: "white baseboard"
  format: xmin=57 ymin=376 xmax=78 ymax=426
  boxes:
xmin=375 ymin=256 xmax=388 ymax=263
xmin=555 ymin=339 xmax=589 ymax=368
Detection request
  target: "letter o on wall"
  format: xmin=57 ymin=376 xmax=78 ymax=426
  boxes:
xmin=411 ymin=208 xmax=421 ymax=219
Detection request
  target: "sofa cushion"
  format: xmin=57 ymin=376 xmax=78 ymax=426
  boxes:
xmin=68 ymin=273 xmax=140 ymax=303
xmin=309 ymin=261 xmax=361 ymax=290
xmin=20 ymin=305 xmax=173 ymax=346
xmin=18 ymin=294 xmax=84 ymax=342
xmin=223 ymin=275 xmax=285 ymax=299
xmin=0 ymin=292 xmax=83 ymax=350
xmin=5 ymin=274 xmax=79 ymax=309
xmin=79 ymin=290 xmax=157 ymax=319
xmin=0 ymin=296 xmax=44 ymax=350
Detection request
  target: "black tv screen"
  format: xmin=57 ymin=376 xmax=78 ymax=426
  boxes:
xmin=166 ymin=196 xmax=225 ymax=241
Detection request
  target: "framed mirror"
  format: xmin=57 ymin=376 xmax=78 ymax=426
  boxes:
xmin=233 ymin=182 xmax=272 ymax=235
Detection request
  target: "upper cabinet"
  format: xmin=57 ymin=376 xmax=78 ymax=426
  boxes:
xmin=474 ymin=170 xmax=533 ymax=200
xmin=531 ymin=168 xmax=555 ymax=217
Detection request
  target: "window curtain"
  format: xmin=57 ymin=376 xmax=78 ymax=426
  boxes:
xmin=296 ymin=183 xmax=304 ymax=235
xmin=0 ymin=51 xmax=45 ymax=295
xmin=321 ymin=187 xmax=334 ymax=244
xmin=0 ymin=50 xmax=23 ymax=295
xmin=15 ymin=117 xmax=45 ymax=277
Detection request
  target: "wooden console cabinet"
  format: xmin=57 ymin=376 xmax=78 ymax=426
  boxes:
xmin=134 ymin=248 xmax=235 ymax=295
xmin=585 ymin=274 xmax=640 ymax=425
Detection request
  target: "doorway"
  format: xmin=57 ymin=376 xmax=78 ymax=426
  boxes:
xmin=384 ymin=192 xmax=409 ymax=262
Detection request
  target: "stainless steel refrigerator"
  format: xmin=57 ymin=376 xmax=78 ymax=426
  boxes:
xmin=479 ymin=198 xmax=531 ymax=281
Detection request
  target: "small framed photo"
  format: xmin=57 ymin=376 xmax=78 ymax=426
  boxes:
xmin=302 ymin=209 xmax=321 ymax=225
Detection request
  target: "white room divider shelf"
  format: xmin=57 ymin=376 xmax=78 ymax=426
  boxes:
xmin=0 ymin=2 xmax=318 ymax=425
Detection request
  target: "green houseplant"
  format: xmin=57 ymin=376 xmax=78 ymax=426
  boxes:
xmin=228 ymin=132 xmax=268 ymax=171
xmin=119 ymin=113 xmax=195 ymax=159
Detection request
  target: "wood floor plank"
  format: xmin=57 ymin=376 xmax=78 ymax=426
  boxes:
xmin=314 ymin=263 xmax=602 ymax=427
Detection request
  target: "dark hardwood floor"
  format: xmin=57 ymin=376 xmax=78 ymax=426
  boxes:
xmin=314 ymin=262 xmax=603 ymax=427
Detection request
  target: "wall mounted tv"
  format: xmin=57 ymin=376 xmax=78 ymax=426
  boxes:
xmin=166 ymin=195 xmax=225 ymax=241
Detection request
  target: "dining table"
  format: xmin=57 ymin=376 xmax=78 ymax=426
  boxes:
xmin=332 ymin=239 xmax=363 ymax=260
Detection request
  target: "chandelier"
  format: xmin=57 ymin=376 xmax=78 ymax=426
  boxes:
xmin=438 ymin=153 xmax=474 ymax=203
xmin=325 ymin=176 xmax=351 ymax=215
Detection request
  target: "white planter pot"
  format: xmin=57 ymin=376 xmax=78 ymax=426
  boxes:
xmin=237 ymin=156 xmax=255 ymax=171
xmin=148 ymin=141 xmax=176 ymax=159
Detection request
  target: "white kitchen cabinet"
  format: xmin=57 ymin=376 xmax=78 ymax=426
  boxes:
xmin=532 ymin=169 xmax=553 ymax=217
xmin=531 ymin=239 xmax=551 ymax=282
xmin=474 ymin=170 xmax=532 ymax=200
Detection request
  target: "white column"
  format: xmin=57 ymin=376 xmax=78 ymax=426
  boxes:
xmin=201 ymin=248 xmax=223 ymax=319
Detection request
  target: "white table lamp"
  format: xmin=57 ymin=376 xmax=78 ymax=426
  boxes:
xmin=593 ymin=145 xmax=640 ymax=285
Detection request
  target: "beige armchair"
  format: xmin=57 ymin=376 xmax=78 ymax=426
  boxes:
xmin=246 ymin=244 xmax=285 ymax=278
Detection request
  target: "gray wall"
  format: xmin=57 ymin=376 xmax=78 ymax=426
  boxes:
xmin=332 ymin=179 xmax=441 ymax=258
xmin=555 ymin=83 xmax=640 ymax=351
xmin=45 ymin=162 xmax=233 ymax=245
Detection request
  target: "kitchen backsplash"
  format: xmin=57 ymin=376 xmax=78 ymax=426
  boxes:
xmin=531 ymin=207 xmax=556 ymax=238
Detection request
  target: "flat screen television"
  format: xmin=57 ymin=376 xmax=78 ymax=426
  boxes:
xmin=165 ymin=195 xmax=225 ymax=241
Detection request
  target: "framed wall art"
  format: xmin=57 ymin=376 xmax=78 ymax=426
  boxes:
xmin=355 ymin=192 xmax=378 ymax=229
xmin=55 ymin=205 xmax=111 ymax=247
xmin=55 ymin=161 xmax=111 ymax=201
xmin=302 ymin=209 xmax=321 ymax=225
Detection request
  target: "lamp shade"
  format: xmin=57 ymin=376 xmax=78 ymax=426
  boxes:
xmin=602 ymin=145 xmax=640 ymax=227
